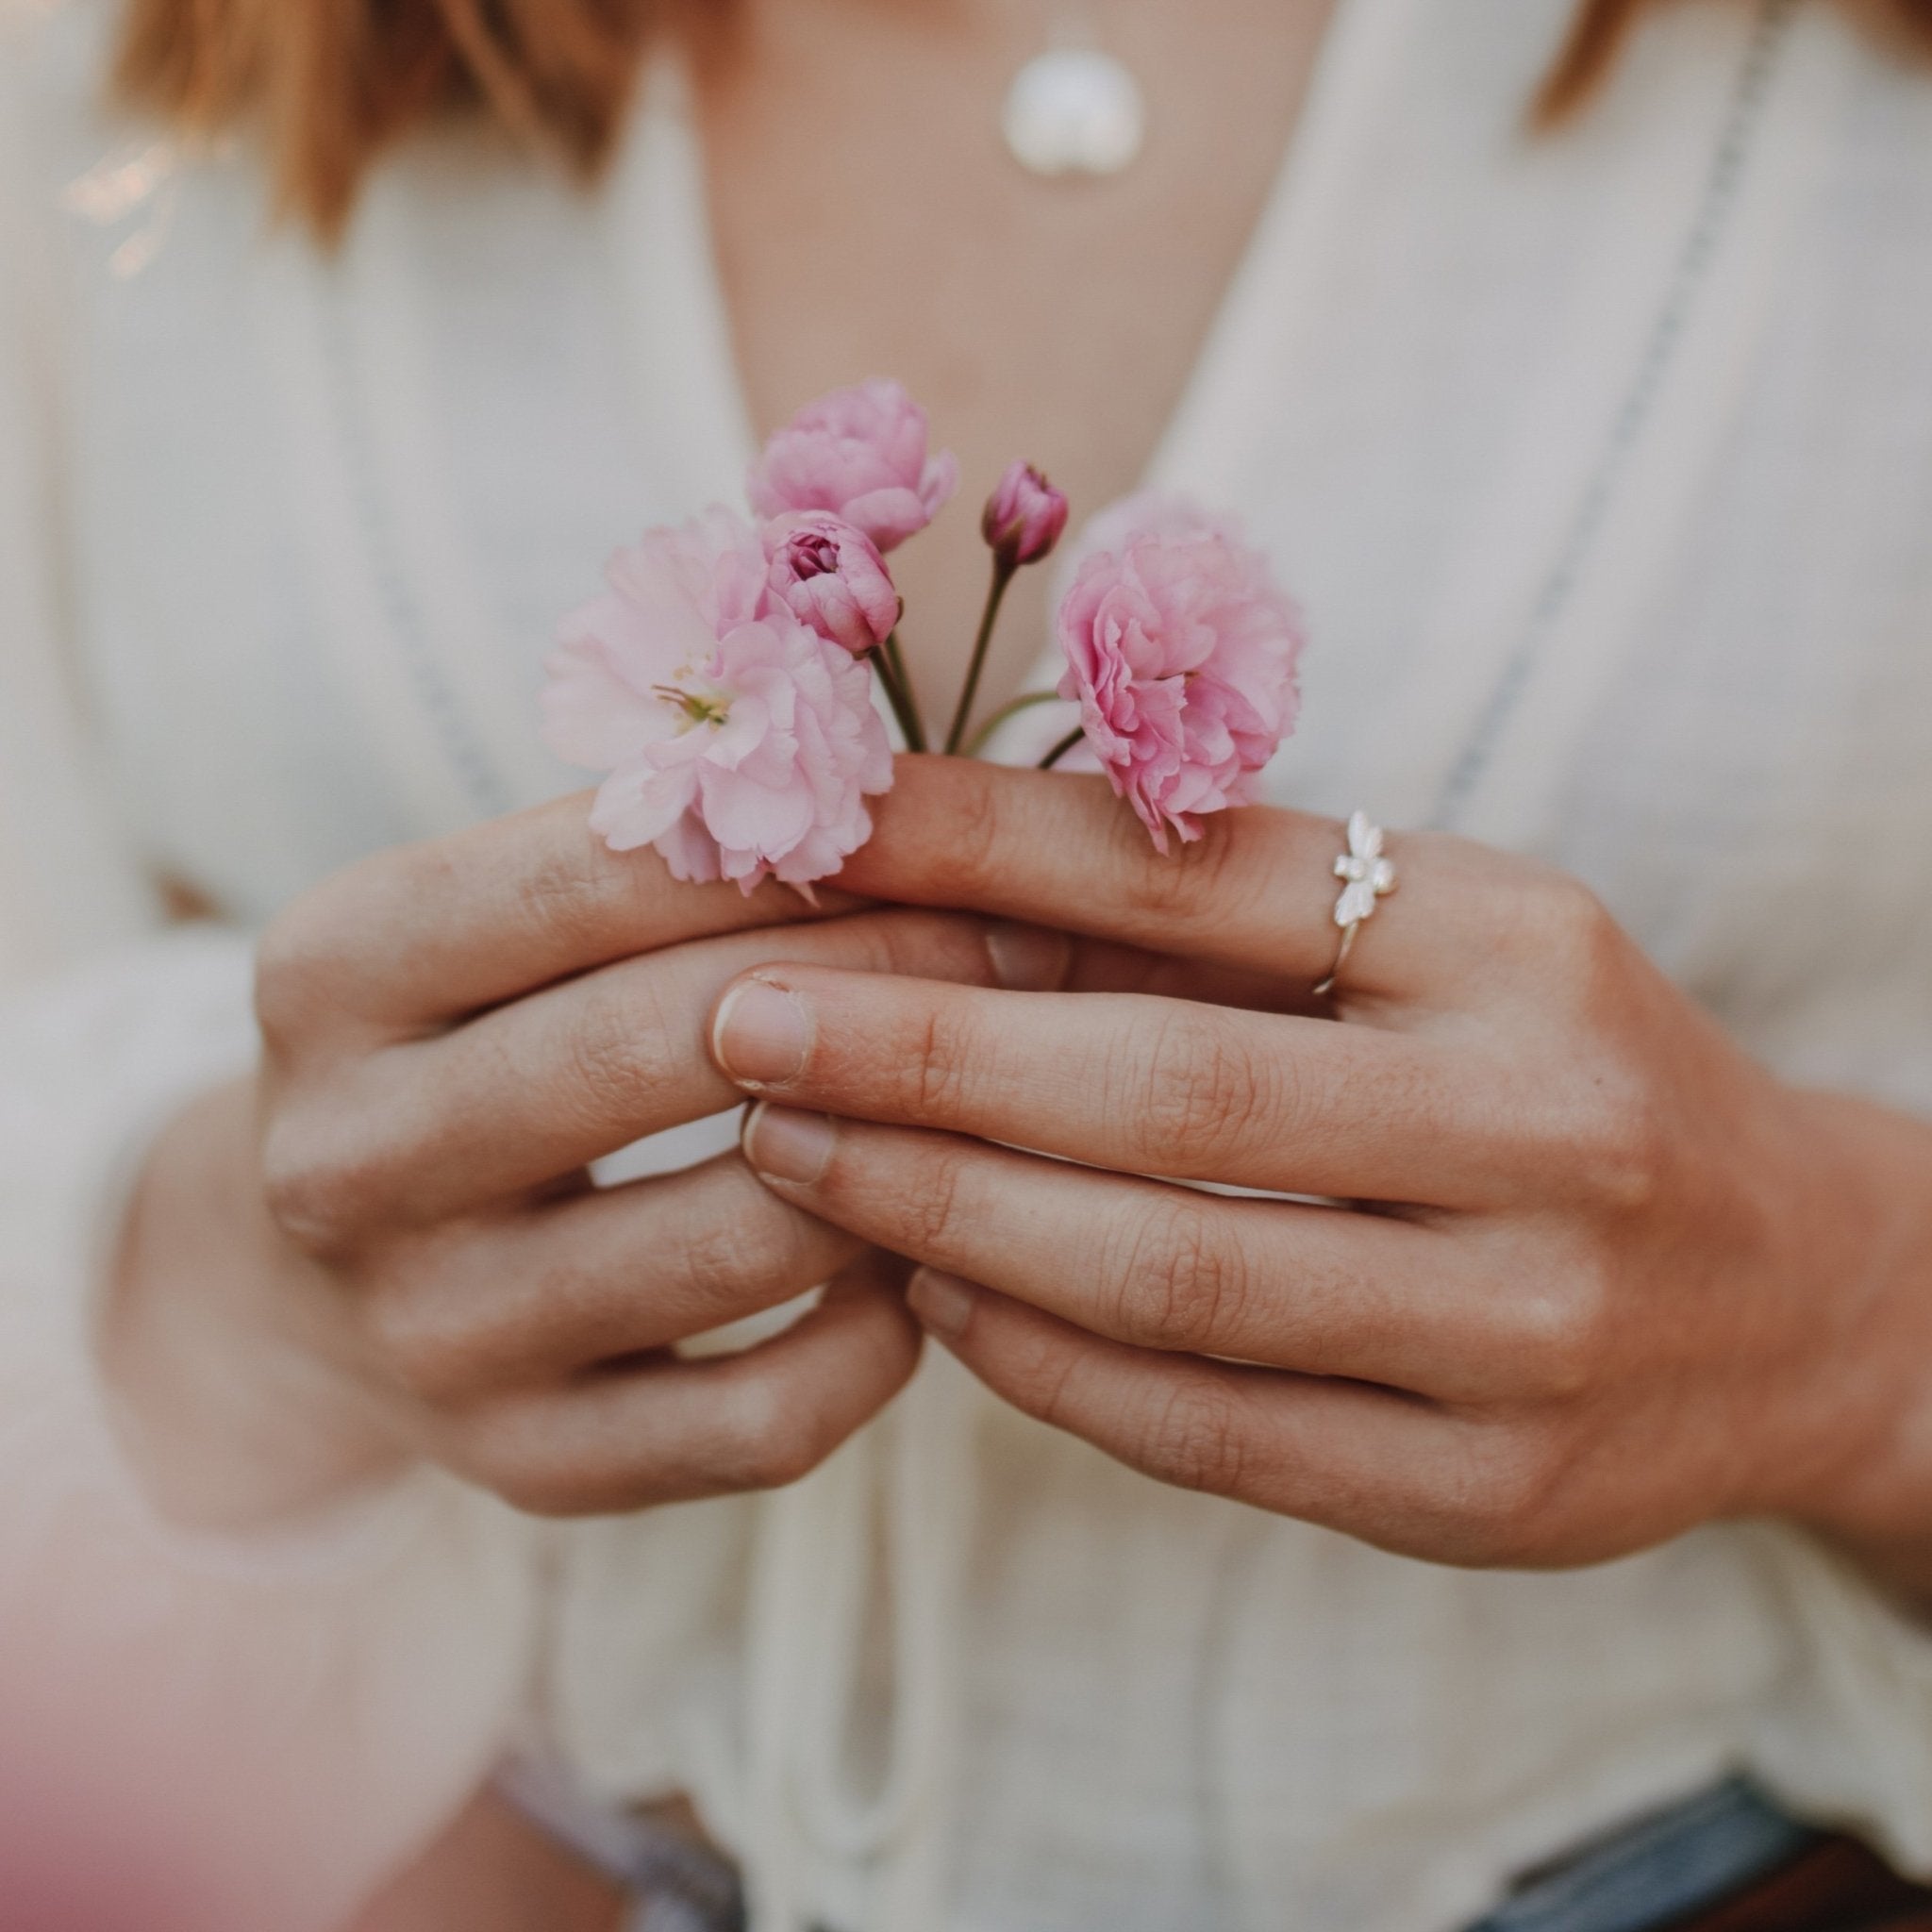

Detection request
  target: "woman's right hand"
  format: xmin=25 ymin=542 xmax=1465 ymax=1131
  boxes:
xmin=106 ymin=792 xmax=1058 ymax=1529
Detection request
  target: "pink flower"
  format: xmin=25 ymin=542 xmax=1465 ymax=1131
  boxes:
xmin=981 ymin=460 xmax=1070 ymax=570
xmin=1058 ymin=490 xmax=1222 ymax=572
xmin=747 ymin=379 xmax=959 ymax=552
xmin=1055 ymin=498 xmax=1304 ymax=854
xmin=763 ymin=511 xmax=901 ymax=656
xmin=542 ymin=508 xmax=893 ymax=892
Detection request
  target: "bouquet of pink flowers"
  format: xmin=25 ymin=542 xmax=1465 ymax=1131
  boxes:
xmin=541 ymin=379 xmax=1306 ymax=890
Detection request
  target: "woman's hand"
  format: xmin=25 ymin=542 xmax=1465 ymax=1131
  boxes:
xmin=708 ymin=758 xmax=1932 ymax=1577
xmin=107 ymin=791 xmax=1069 ymax=1528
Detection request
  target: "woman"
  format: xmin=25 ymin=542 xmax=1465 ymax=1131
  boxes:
xmin=5 ymin=0 xmax=1932 ymax=1927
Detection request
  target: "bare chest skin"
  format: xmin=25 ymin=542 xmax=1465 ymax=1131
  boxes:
xmin=688 ymin=0 xmax=1334 ymax=735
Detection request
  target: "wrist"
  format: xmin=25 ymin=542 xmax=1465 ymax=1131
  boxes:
xmin=102 ymin=1075 xmax=414 ymax=1531
xmin=1757 ymin=1087 xmax=1932 ymax=1603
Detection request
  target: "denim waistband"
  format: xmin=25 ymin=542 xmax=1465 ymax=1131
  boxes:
xmin=494 ymin=1758 xmax=745 ymax=1932
xmin=501 ymin=1757 xmax=1812 ymax=1932
xmin=1468 ymin=1777 xmax=1817 ymax=1932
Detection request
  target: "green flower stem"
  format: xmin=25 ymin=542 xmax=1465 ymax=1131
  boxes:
xmin=962 ymin=690 xmax=1059 ymax=758
xmin=883 ymin=630 xmax=928 ymax=752
xmin=943 ymin=558 xmax=1017 ymax=756
xmin=871 ymin=632 xmax=926 ymax=753
xmin=1038 ymin=725 xmax=1086 ymax=771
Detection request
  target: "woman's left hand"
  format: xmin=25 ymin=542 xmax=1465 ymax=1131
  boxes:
xmin=707 ymin=758 xmax=1932 ymax=1574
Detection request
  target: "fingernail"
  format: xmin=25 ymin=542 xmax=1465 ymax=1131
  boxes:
xmin=908 ymin=1269 xmax=977 ymax=1340
xmin=712 ymin=977 xmax=812 ymax=1086
xmin=742 ymin=1102 xmax=839 ymax=1185
xmin=985 ymin=921 xmax=1069 ymax=991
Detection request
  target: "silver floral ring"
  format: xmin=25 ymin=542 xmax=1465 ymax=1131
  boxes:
xmin=1313 ymin=811 xmax=1398 ymax=996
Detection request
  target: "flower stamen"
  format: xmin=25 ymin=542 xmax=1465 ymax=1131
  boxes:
xmin=653 ymin=682 xmax=732 ymax=730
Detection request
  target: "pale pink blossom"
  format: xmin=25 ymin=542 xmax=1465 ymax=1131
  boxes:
xmin=747 ymin=379 xmax=958 ymax=552
xmin=1058 ymin=490 xmax=1232 ymax=574
xmin=981 ymin=460 xmax=1070 ymax=570
xmin=763 ymin=511 xmax=900 ymax=656
xmin=542 ymin=508 xmax=892 ymax=892
xmin=1055 ymin=498 xmax=1304 ymax=853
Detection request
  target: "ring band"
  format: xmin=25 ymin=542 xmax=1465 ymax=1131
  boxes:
xmin=1313 ymin=810 xmax=1397 ymax=996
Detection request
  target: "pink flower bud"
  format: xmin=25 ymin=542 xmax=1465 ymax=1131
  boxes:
xmin=761 ymin=512 xmax=901 ymax=656
xmin=981 ymin=460 xmax=1070 ymax=570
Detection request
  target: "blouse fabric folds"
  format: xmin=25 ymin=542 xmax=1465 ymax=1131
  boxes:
xmin=4 ymin=1 xmax=1932 ymax=1928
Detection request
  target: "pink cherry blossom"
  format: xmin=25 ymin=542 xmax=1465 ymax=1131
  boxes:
xmin=763 ymin=511 xmax=901 ymax=656
xmin=981 ymin=460 xmax=1070 ymax=570
xmin=1058 ymin=489 xmax=1232 ymax=575
xmin=747 ymin=379 xmax=959 ymax=552
xmin=542 ymin=508 xmax=892 ymax=892
xmin=1055 ymin=498 xmax=1304 ymax=854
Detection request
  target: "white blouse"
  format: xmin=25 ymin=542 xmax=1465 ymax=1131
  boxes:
xmin=5 ymin=1 xmax=1932 ymax=1928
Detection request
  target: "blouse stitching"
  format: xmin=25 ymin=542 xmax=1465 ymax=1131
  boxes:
xmin=318 ymin=286 xmax=513 ymax=821
xmin=1430 ymin=0 xmax=1798 ymax=831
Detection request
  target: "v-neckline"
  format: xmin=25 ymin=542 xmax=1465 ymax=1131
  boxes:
xmin=599 ymin=0 xmax=1395 ymax=638
xmin=318 ymin=0 xmax=1839 ymax=835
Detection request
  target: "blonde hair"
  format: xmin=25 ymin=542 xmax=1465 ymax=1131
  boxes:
xmin=113 ymin=0 xmax=658 ymax=237
xmin=1539 ymin=0 xmax=1932 ymax=119
xmin=115 ymin=0 xmax=1932 ymax=240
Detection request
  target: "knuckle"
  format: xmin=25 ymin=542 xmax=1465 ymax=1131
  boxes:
xmin=446 ymin=1403 xmax=610 ymax=1518
xmin=1121 ymin=810 xmax=1243 ymax=926
xmin=558 ymin=972 xmax=676 ymax=1127
xmin=513 ymin=832 xmax=632 ymax=958
xmin=1137 ymin=1008 xmax=1276 ymax=1164
xmin=255 ymin=845 xmax=414 ymax=1045
xmin=1524 ymin=873 xmax=1625 ymax=990
xmin=708 ymin=1377 xmax=826 ymax=1491
xmin=1141 ymin=1379 xmax=1250 ymax=1496
xmin=258 ymin=1115 xmax=373 ymax=1260
xmin=890 ymin=1145 xmax=972 ymax=1257
xmin=908 ymin=1001 xmax=979 ymax=1119
xmin=360 ymin=1274 xmax=488 ymax=1408
xmin=1448 ymin=1427 xmax=1570 ymax=1566
xmin=1558 ymin=1084 xmax=1668 ymax=1212
xmin=1506 ymin=1277 xmax=1609 ymax=1401
xmin=741 ymin=1428 xmax=825 ymax=1492
xmin=253 ymin=904 xmax=345 ymax=1056
xmin=1113 ymin=1192 xmax=1248 ymax=1349
xmin=942 ymin=773 xmax=1009 ymax=902
xmin=677 ymin=1204 xmax=807 ymax=1303
xmin=997 ymin=1323 xmax=1086 ymax=1430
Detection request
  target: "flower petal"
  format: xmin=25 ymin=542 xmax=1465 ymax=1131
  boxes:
xmin=588 ymin=761 xmax=699 ymax=852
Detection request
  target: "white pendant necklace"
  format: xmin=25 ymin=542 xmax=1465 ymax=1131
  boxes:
xmin=1002 ymin=32 xmax=1147 ymax=179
